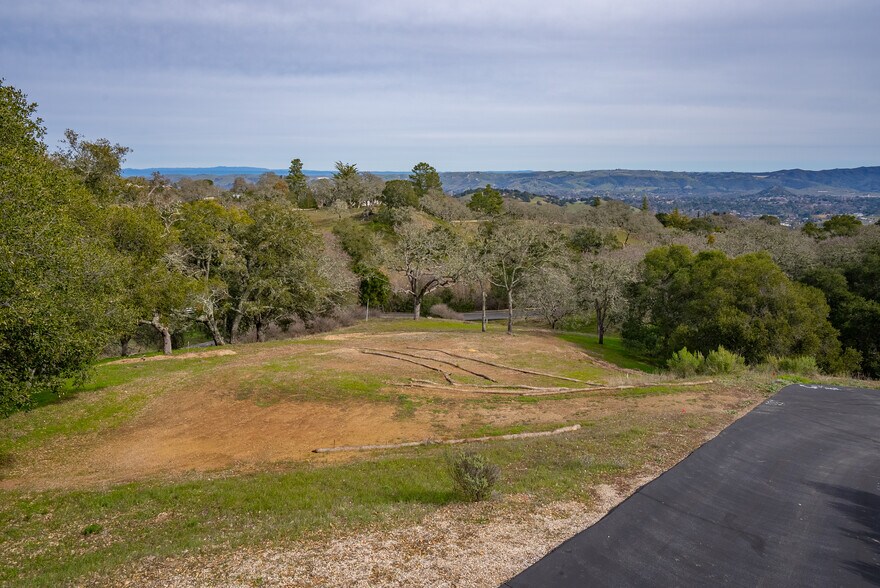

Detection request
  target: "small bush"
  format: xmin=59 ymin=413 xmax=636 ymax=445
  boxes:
xmin=667 ymin=348 xmax=704 ymax=377
xmin=778 ymin=355 xmax=818 ymax=375
xmin=429 ymin=303 xmax=465 ymax=321
xmin=704 ymin=346 xmax=746 ymax=375
xmin=446 ymin=450 xmax=500 ymax=502
xmin=81 ymin=523 xmax=102 ymax=536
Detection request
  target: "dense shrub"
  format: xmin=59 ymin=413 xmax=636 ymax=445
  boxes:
xmin=446 ymin=450 xmax=500 ymax=502
xmin=623 ymin=246 xmax=840 ymax=367
xmin=667 ymin=348 xmax=704 ymax=377
xmin=704 ymin=346 xmax=746 ymax=375
xmin=777 ymin=356 xmax=818 ymax=375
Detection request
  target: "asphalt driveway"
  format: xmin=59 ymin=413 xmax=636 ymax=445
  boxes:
xmin=502 ymin=384 xmax=880 ymax=587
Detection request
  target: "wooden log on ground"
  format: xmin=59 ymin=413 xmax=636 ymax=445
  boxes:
xmin=312 ymin=424 xmax=582 ymax=453
xmin=399 ymin=379 xmax=714 ymax=397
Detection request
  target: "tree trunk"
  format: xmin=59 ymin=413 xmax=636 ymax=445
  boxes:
xmin=596 ymin=304 xmax=605 ymax=345
xmin=366 ymin=300 xmax=370 ymax=321
xmin=481 ymin=285 xmax=488 ymax=333
xmin=413 ymin=298 xmax=421 ymax=320
xmin=120 ymin=336 xmax=131 ymax=357
xmin=159 ymin=325 xmax=172 ymax=355
xmin=147 ymin=312 xmax=173 ymax=355
xmin=506 ymin=289 xmax=514 ymax=335
xmin=229 ymin=293 xmax=248 ymax=344
xmin=205 ymin=318 xmax=226 ymax=346
xmin=255 ymin=318 xmax=266 ymax=343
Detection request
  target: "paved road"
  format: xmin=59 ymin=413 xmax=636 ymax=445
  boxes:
xmin=379 ymin=310 xmax=541 ymax=321
xmin=502 ymin=384 xmax=880 ymax=587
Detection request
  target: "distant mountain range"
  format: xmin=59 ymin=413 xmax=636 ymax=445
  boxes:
xmin=121 ymin=165 xmax=880 ymax=196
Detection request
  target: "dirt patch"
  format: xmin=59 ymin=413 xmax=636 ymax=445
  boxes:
xmin=1 ymin=390 xmax=430 ymax=490
xmin=106 ymin=349 xmax=237 ymax=365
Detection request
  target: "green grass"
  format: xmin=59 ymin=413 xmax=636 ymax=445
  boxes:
xmin=0 ymin=410 xmax=716 ymax=586
xmin=556 ymin=332 xmax=657 ymax=373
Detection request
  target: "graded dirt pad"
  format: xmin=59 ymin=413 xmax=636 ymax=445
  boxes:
xmin=0 ymin=323 xmax=751 ymax=490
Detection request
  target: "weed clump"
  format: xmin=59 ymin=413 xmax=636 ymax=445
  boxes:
xmin=667 ymin=348 xmax=704 ymax=377
xmin=776 ymin=355 xmax=818 ymax=376
xmin=446 ymin=450 xmax=500 ymax=502
xmin=704 ymin=346 xmax=746 ymax=375
xmin=668 ymin=346 xmax=747 ymax=376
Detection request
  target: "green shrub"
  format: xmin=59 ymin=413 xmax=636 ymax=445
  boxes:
xmin=777 ymin=355 xmax=818 ymax=375
xmin=81 ymin=523 xmax=103 ymax=536
xmin=704 ymin=346 xmax=746 ymax=375
xmin=446 ymin=450 xmax=500 ymax=502
xmin=667 ymin=348 xmax=704 ymax=377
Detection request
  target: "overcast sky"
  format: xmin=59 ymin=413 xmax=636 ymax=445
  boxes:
xmin=3 ymin=0 xmax=879 ymax=171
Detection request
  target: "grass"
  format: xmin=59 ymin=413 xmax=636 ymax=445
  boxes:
xmin=0 ymin=409 xmax=724 ymax=586
xmin=556 ymin=332 xmax=657 ymax=372
xmin=0 ymin=355 xmax=236 ymax=456
xmin=0 ymin=320 xmax=776 ymax=584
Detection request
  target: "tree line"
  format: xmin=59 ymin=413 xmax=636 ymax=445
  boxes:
xmin=2 ymin=80 xmax=879 ymax=414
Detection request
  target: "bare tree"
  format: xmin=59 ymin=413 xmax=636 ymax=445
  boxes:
xmin=484 ymin=219 xmax=560 ymax=334
xmin=521 ymin=265 xmax=578 ymax=330
xmin=574 ymin=248 xmax=642 ymax=344
xmin=387 ymin=222 xmax=466 ymax=320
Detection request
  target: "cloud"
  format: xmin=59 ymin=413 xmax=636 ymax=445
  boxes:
xmin=1 ymin=0 xmax=878 ymax=170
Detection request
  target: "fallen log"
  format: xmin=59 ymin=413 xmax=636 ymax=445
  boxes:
xmin=312 ymin=424 xmax=582 ymax=453
xmin=399 ymin=379 xmax=714 ymax=397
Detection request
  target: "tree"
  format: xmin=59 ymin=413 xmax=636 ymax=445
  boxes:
xmin=521 ymin=266 xmax=577 ymax=330
xmin=823 ymin=214 xmax=862 ymax=237
xmin=225 ymin=201 xmax=354 ymax=342
xmin=381 ymin=179 xmax=418 ymax=208
xmin=176 ymin=200 xmax=250 ymax=345
xmin=387 ymin=222 xmax=466 ymax=320
xmin=569 ymin=226 xmax=617 ymax=254
xmin=53 ymin=129 xmax=130 ymax=202
xmin=622 ymin=246 xmax=841 ymax=366
xmin=575 ymin=249 xmax=640 ymax=344
xmin=640 ymin=196 xmax=650 ymax=212
xmin=286 ymin=158 xmax=309 ymax=205
xmin=253 ymin=172 xmax=289 ymax=201
xmin=0 ymin=81 xmax=128 ymax=411
xmin=484 ymin=220 xmax=560 ymax=334
xmin=358 ymin=267 xmax=391 ymax=320
xmin=409 ymin=162 xmax=442 ymax=198
xmin=332 ymin=162 xmax=367 ymax=208
xmin=467 ymin=184 xmax=504 ymax=216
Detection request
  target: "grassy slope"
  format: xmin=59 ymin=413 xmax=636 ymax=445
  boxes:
xmin=0 ymin=410 xmax=722 ymax=586
xmin=556 ymin=331 xmax=657 ymax=372
xmin=0 ymin=319 xmax=762 ymax=585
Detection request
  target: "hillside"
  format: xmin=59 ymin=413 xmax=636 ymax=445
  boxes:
xmin=1 ymin=319 xmax=773 ymax=585
xmin=122 ymin=165 xmax=880 ymax=195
